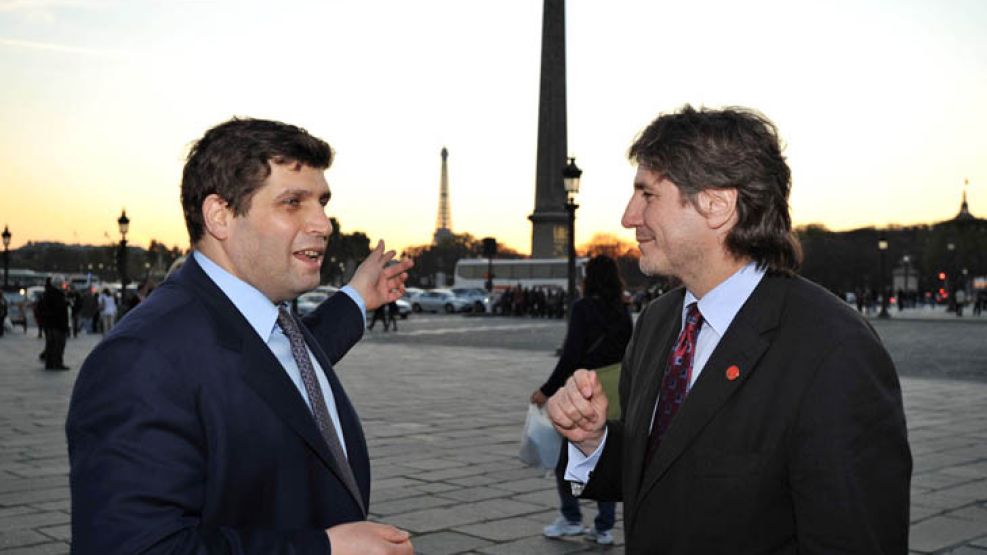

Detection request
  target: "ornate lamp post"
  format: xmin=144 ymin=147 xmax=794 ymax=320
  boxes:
xmin=947 ymin=242 xmax=956 ymax=313
xmin=900 ymin=254 xmax=911 ymax=311
xmin=563 ymin=157 xmax=582 ymax=317
xmin=878 ymin=237 xmax=890 ymax=319
xmin=2 ymin=225 xmax=10 ymax=289
xmin=118 ymin=210 xmax=130 ymax=299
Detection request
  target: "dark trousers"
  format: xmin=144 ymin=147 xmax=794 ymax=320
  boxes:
xmin=44 ymin=328 xmax=66 ymax=368
xmin=556 ymin=471 xmax=616 ymax=532
xmin=368 ymin=308 xmax=386 ymax=330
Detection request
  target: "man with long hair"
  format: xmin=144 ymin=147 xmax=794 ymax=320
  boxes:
xmin=547 ymin=106 xmax=911 ymax=553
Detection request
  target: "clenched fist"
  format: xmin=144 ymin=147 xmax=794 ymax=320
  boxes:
xmin=545 ymin=369 xmax=609 ymax=455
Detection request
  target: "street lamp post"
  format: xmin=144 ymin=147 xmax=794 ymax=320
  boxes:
xmin=481 ymin=237 xmax=497 ymax=293
xmin=947 ymin=242 xmax=956 ymax=313
xmin=563 ymin=157 xmax=582 ymax=318
xmin=2 ymin=225 xmax=11 ymax=289
xmin=901 ymin=254 xmax=910 ymax=311
xmin=118 ymin=210 xmax=130 ymax=301
xmin=878 ymin=237 xmax=890 ymax=319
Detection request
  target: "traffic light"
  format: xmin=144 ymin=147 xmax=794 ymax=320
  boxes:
xmin=938 ymin=272 xmax=947 ymax=281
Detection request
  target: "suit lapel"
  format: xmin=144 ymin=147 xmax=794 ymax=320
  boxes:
xmin=179 ymin=257 xmax=368 ymax=516
xmin=625 ymin=294 xmax=683 ymax=500
xmin=300 ymin=324 xmax=370 ymax=515
xmin=636 ymin=275 xmax=788 ymax=506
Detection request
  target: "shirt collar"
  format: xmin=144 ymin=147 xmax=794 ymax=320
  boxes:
xmin=683 ymin=262 xmax=765 ymax=337
xmin=193 ymin=250 xmax=280 ymax=342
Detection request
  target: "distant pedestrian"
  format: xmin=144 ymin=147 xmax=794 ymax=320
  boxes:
xmin=532 ymin=255 xmax=631 ymax=546
xmin=99 ymin=288 xmax=117 ymax=333
xmin=80 ymin=291 xmax=98 ymax=334
xmin=38 ymin=278 xmax=69 ymax=370
xmin=955 ymin=289 xmax=967 ymax=317
xmin=368 ymin=304 xmax=387 ymax=331
xmin=33 ymin=295 xmax=44 ymax=338
xmin=68 ymin=289 xmax=83 ymax=337
xmin=0 ymin=294 xmax=7 ymax=337
xmin=385 ymin=301 xmax=399 ymax=332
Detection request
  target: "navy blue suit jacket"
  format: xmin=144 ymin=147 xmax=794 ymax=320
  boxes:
xmin=67 ymin=255 xmax=369 ymax=554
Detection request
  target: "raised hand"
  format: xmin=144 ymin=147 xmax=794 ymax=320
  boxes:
xmin=348 ymin=240 xmax=414 ymax=311
xmin=545 ymin=369 xmax=609 ymax=455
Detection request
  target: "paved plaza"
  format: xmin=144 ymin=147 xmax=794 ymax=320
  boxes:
xmin=1 ymin=311 xmax=986 ymax=554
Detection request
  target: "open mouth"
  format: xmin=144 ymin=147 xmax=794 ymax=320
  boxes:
xmin=294 ymin=249 xmax=324 ymax=263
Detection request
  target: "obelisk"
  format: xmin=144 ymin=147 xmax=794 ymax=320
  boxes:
xmin=528 ymin=0 xmax=569 ymax=258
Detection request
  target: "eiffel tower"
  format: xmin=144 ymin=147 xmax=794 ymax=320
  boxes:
xmin=433 ymin=147 xmax=453 ymax=244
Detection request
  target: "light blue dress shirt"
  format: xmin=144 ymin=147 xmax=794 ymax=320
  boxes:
xmin=565 ymin=262 xmax=765 ymax=484
xmin=194 ymin=250 xmax=366 ymax=457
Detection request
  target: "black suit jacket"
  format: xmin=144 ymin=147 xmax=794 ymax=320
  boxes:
xmin=67 ymin=255 xmax=369 ymax=554
xmin=575 ymin=273 xmax=911 ymax=554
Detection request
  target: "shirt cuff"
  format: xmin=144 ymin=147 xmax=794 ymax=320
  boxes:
xmin=564 ymin=427 xmax=608 ymax=485
xmin=339 ymin=285 xmax=367 ymax=327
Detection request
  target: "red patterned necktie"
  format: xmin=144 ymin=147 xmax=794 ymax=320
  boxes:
xmin=645 ymin=302 xmax=703 ymax=466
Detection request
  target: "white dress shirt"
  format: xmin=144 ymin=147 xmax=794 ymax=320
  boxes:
xmin=194 ymin=250 xmax=365 ymax=457
xmin=565 ymin=262 xmax=765 ymax=484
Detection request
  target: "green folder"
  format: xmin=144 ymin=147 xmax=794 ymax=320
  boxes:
xmin=594 ymin=362 xmax=622 ymax=421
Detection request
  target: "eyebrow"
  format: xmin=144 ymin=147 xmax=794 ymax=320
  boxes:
xmin=277 ymin=188 xmax=332 ymax=201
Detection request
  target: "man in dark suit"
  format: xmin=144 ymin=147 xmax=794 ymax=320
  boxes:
xmin=547 ymin=106 xmax=911 ymax=554
xmin=39 ymin=277 xmax=70 ymax=370
xmin=66 ymin=118 xmax=414 ymax=554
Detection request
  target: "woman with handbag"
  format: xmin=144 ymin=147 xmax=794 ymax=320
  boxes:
xmin=530 ymin=255 xmax=632 ymax=545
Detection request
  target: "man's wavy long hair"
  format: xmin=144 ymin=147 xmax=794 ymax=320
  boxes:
xmin=628 ymin=105 xmax=802 ymax=274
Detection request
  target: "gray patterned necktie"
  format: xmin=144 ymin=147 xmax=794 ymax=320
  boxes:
xmin=276 ymin=306 xmax=364 ymax=513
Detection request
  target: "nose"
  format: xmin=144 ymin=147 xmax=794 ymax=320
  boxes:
xmin=621 ymin=192 xmax=643 ymax=229
xmin=310 ymin=207 xmax=332 ymax=240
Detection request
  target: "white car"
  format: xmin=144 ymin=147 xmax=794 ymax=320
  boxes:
xmin=451 ymin=288 xmax=493 ymax=313
xmin=296 ymin=290 xmax=330 ymax=316
xmin=411 ymin=289 xmax=471 ymax=313
xmin=394 ymin=298 xmax=412 ymax=319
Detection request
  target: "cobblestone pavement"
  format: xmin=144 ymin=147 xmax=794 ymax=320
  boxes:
xmin=1 ymin=317 xmax=986 ymax=554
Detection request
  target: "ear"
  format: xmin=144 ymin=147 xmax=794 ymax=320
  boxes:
xmin=697 ymin=187 xmax=738 ymax=231
xmin=201 ymin=194 xmax=234 ymax=241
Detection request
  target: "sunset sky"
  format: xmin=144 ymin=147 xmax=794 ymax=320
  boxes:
xmin=1 ymin=0 xmax=985 ymax=256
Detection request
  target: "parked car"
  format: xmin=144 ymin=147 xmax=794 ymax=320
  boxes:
xmin=69 ymin=274 xmax=98 ymax=293
xmin=394 ymin=298 xmax=412 ymax=319
xmin=2 ymin=291 xmax=29 ymax=332
xmin=411 ymin=289 xmax=472 ymax=313
xmin=296 ymin=290 xmax=331 ymax=316
xmin=406 ymin=289 xmax=423 ymax=311
xmin=451 ymin=288 xmax=494 ymax=313
xmin=315 ymin=285 xmax=339 ymax=296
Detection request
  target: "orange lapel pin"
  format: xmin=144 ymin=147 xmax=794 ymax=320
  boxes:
xmin=725 ymin=365 xmax=740 ymax=381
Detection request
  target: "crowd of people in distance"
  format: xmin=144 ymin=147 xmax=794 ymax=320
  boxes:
xmin=491 ymin=286 xmax=569 ymax=318
xmin=1 ymin=277 xmax=158 ymax=370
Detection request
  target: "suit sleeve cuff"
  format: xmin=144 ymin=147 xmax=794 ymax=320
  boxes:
xmin=339 ymin=285 xmax=367 ymax=327
xmin=564 ymin=427 xmax=608 ymax=486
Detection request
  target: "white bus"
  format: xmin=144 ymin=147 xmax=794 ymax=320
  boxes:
xmin=453 ymin=258 xmax=588 ymax=291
